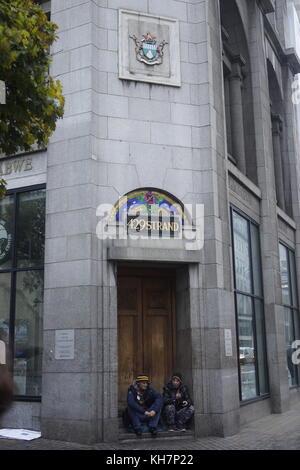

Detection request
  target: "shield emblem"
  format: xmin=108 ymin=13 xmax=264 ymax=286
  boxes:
xmin=142 ymin=43 xmax=157 ymax=60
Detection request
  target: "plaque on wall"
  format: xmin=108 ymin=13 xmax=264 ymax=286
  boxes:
xmin=119 ymin=10 xmax=181 ymax=87
xmin=55 ymin=330 xmax=75 ymax=360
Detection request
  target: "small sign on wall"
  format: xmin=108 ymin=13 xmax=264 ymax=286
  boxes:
xmin=0 ymin=340 xmax=6 ymax=365
xmin=55 ymin=330 xmax=75 ymax=360
xmin=224 ymin=329 xmax=233 ymax=357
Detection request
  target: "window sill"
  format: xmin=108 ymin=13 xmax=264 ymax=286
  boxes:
xmin=240 ymin=394 xmax=270 ymax=407
xmin=13 ymin=396 xmax=41 ymax=403
xmin=277 ymin=206 xmax=296 ymax=231
xmin=227 ymin=159 xmax=262 ymax=200
xmin=289 ymin=385 xmax=300 ymax=391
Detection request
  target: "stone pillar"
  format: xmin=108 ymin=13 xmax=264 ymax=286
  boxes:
xmin=247 ymin=0 xmax=290 ymax=415
xmin=224 ymin=74 xmax=233 ymax=157
xmin=271 ymin=114 xmax=286 ymax=211
xmin=229 ymin=56 xmax=247 ymax=174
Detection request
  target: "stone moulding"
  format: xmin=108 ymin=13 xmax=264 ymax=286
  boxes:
xmin=118 ymin=9 xmax=181 ymax=87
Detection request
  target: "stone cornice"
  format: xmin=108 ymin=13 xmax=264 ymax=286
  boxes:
xmin=264 ymin=16 xmax=300 ymax=75
xmin=257 ymin=0 xmax=275 ymax=15
xmin=284 ymin=48 xmax=300 ymax=75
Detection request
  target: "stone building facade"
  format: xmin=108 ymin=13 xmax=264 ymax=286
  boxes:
xmin=1 ymin=0 xmax=300 ymax=444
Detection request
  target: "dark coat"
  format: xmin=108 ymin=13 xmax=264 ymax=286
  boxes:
xmin=163 ymin=382 xmax=193 ymax=410
xmin=123 ymin=384 xmax=163 ymax=428
xmin=127 ymin=384 xmax=163 ymax=414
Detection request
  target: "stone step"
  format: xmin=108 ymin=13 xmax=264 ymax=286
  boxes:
xmin=119 ymin=429 xmax=194 ymax=443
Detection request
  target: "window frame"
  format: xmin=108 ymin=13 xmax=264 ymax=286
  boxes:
xmin=279 ymin=241 xmax=300 ymax=388
xmin=0 ymin=183 xmax=46 ymax=402
xmin=230 ymin=206 xmax=270 ymax=404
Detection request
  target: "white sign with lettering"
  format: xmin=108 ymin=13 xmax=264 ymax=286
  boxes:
xmin=224 ymin=329 xmax=233 ymax=357
xmin=55 ymin=330 xmax=75 ymax=360
xmin=0 ymin=340 xmax=6 ymax=365
xmin=0 ymin=81 xmax=5 ymax=104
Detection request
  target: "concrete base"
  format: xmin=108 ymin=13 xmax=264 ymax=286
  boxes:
xmin=195 ymin=410 xmax=240 ymax=438
xmin=41 ymin=418 xmax=98 ymax=445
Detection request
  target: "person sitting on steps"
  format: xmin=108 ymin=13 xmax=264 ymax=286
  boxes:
xmin=163 ymin=372 xmax=194 ymax=432
xmin=124 ymin=374 xmax=163 ymax=438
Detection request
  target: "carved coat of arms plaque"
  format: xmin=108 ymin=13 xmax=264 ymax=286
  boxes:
xmin=119 ymin=10 xmax=181 ymax=87
xmin=130 ymin=32 xmax=168 ymax=66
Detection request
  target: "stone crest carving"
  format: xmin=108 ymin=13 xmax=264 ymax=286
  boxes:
xmin=119 ymin=10 xmax=181 ymax=87
xmin=130 ymin=32 xmax=168 ymax=66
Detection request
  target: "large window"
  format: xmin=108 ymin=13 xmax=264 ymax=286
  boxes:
xmin=36 ymin=0 xmax=51 ymax=20
xmin=279 ymin=243 xmax=300 ymax=387
xmin=231 ymin=208 xmax=269 ymax=401
xmin=0 ymin=185 xmax=45 ymax=399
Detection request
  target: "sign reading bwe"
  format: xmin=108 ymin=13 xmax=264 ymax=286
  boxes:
xmin=0 ymin=157 xmax=33 ymax=177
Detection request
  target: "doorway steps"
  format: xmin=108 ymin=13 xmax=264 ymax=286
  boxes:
xmin=119 ymin=429 xmax=194 ymax=443
xmin=118 ymin=419 xmax=194 ymax=443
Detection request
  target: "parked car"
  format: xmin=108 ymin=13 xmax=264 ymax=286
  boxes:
xmin=240 ymin=347 xmax=255 ymax=363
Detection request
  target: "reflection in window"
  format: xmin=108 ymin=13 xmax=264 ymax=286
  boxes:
xmin=0 ymin=273 xmax=10 ymax=345
xmin=0 ymin=187 xmax=45 ymax=398
xmin=279 ymin=243 xmax=300 ymax=387
xmin=0 ymin=195 xmax=14 ymax=270
xmin=14 ymin=271 xmax=44 ymax=396
xmin=17 ymin=190 xmax=45 ymax=268
xmin=231 ymin=209 xmax=269 ymax=401
xmin=232 ymin=212 xmax=251 ymax=294
xmin=237 ymin=294 xmax=256 ymax=400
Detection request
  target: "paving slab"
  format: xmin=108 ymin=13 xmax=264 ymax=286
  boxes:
xmin=1 ymin=403 xmax=300 ymax=450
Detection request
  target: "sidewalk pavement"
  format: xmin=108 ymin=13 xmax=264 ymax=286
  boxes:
xmin=1 ymin=403 xmax=300 ymax=450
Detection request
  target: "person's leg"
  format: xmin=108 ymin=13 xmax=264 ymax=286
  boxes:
xmin=148 ymin=410 xmax=161 ymax=429
xmin=127 ymin=407 xmax=146 ymax=432
xmin=175 ymin=405 xmax=195 ymax=430
xmin=163 ymin=404 xmax=176 ymax=430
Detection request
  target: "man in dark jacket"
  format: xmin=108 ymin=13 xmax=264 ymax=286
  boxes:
xmin=163 ymin=372 xmax=194 ymax=431
xmin=125 ymin=375 xmax=163 ymax=437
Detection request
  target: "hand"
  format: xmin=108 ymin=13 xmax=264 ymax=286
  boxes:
xmin=182 ymin=401 xmax=188 ymax=407
xmin=176 ymin=392 xmax=182 ymax=399
xmin=144 ymin=411 xmax=151 ymax=416
xmin=149 ymin=410 xmax=156 ymax=417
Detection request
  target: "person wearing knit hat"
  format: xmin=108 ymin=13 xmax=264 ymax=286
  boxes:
xmin=162 ymin=372 xmax=194 ymax=432
xmin=123 ymin=374 xmax=163 ymax=438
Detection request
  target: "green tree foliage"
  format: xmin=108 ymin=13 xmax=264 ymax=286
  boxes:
xmin=0 ymin=0 xmax=64 ymax=196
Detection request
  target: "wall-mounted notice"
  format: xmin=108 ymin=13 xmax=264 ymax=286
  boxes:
xmin=224 ymin=329 xmax=233 ymax=357
xmin=55 ymin=330 xmax=75 ymax=360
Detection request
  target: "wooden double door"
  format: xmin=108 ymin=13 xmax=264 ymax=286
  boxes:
xmin=117 ymin=268 xmax=176 ymax=411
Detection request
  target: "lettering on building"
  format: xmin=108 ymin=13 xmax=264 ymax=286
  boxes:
xmin=0 ymin=157 xmax=33 ymax=177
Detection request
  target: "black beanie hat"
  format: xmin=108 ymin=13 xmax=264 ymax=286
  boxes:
xmin=172 ymin=372 xmax=183 ymax=382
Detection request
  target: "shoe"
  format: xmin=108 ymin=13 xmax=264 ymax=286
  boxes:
xmin=135 ymin=429 xmax=142 ymax=438
xmin=175 ymin=426 xmax=186 ymax=432
xmin=149 ymin=427 xmax=158 ymax=437
xmin=168 ymin=426 xmax=175 ymax=432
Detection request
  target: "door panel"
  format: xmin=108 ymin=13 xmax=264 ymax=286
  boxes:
xmin=117 ymin=277 xmax=143 ymax=411
xmin=143 ymin=315 xmax=170 ymax=394
xmin=117 ymin=270 xmax=175 ymax=411
xmin=143 ymin=278 xmax=174 ymax=394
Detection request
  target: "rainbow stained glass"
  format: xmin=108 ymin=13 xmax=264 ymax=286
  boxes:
xmin=109 ymin=189 xmax=189 ymax=225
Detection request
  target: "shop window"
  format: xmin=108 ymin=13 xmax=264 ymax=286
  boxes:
xmin=0 ymin=185 xmax=45 ymax=399
xmin=279 ymin=243 xmax=300 ymax=387
xmin=231 ymin=208 xmax=269 ymax=401
xmin=36 ymin=0 xmax=51 ymax=20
